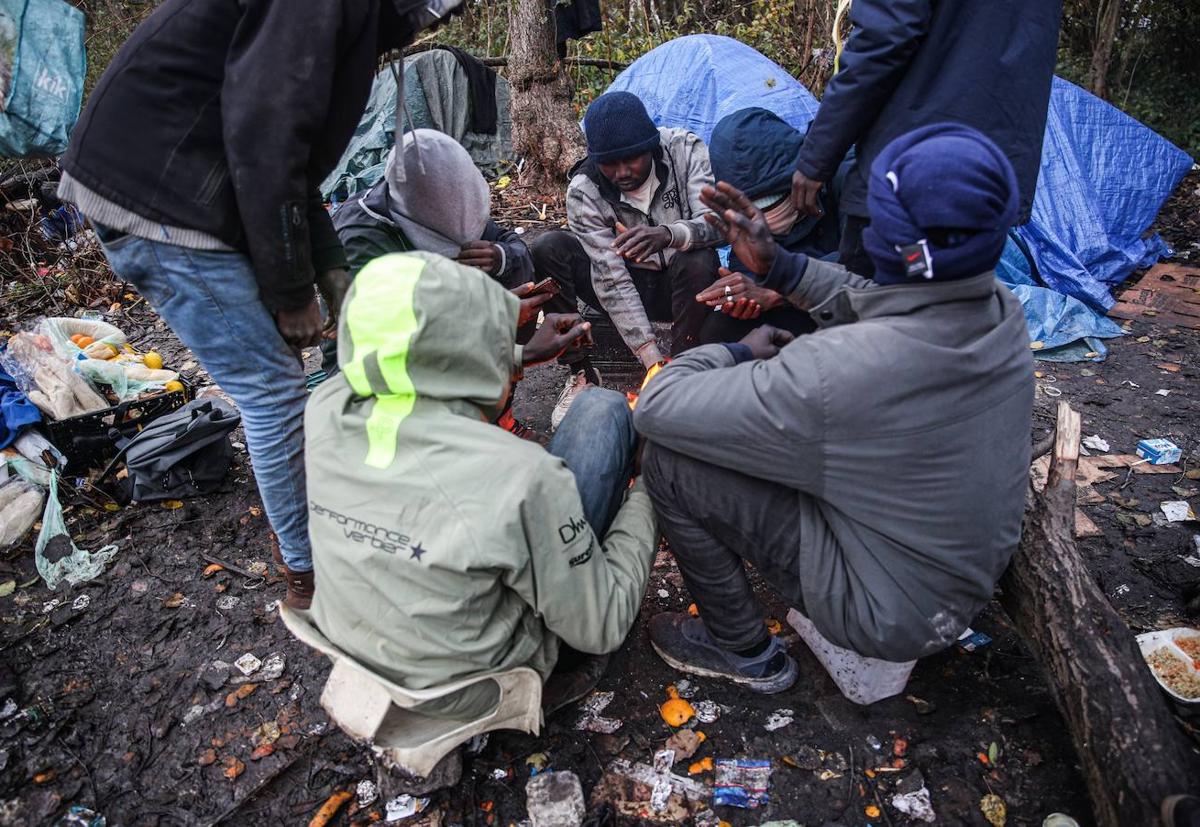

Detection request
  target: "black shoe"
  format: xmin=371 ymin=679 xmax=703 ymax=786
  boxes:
xmin=542 ymin=653 xmax=611 ymax=716
xmin=648 ymin=613 xmax=798 ymax=694
xmin=1163 ymin=795 xmax=1200 ymax=827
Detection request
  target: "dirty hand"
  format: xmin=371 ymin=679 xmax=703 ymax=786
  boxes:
xmin=510 ymin=282 xmax=554 ymax=327
xmin=613 ymin=224 xmax=672 ymax=263
xmin=315 ymin=268 xmax=351 ymax=340
xmin=457 ymin=241 xmax=504 ymax=275
xmin=790 ymin=170 xmax=825 ymax=217
xmin=523 ymin=313 xmax=592 ymax=366
xmin=275 ymin=296 xmax=324 ymax=350
xmin=739 ymin=324 xmax=794 ymax=361
xmin=697 ymin=268 xmax=783 ymax=319
xmin=700 ymin=182 xmax=778 ymax=277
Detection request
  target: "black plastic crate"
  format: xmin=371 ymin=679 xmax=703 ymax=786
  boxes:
xmin=46 ymin=381 xmax=193 ymax=473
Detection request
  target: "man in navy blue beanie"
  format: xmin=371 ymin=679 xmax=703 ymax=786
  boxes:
xmin=531 ymin=91 xmax=741 ymax=429
xmin=630 ymin=124 xmax=1034 ymax=693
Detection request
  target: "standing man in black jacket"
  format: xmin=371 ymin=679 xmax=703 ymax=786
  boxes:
xmin=790 ymin=0 xmax=1062 ymax=275
xmin=58 ymin=0 xmax=463 ymax=609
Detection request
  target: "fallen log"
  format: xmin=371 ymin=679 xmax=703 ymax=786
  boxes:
xmin=999 ymin=401 xmax=1200 ymax=827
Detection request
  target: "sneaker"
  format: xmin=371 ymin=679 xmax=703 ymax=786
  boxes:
xmin=550 ymin=365 xmax=602 ymax=431
xmin=1163 ymin=795 xmax=1200 ymax=827
xmin=542 ymin=653 xmax=611 ymax=716
xmin=283 ymin=567 xmax=315 ymax=610
xmin=648 ymin=612 xmax=798 ymax=694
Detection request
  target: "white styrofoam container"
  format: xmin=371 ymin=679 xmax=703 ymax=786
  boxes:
xmin=1136 ymin=628 xmax=1200 ymax=704
xmin=786 ymin=609 xmax=916 ymax=705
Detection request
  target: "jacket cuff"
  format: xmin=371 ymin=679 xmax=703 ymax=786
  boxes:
xmin=635 ymin=341 xmax=665 ymax=369
xmin=263 ymin=281 xmax=317 ymax=313
xmin=667 ymin=221 xmax=694 ymax=250
xmin=494 ymin=243 xmax=508 ymax=277
xmin=762 ymin=247 xmax=809 ymax=295
xmin=795 ymin=147 xmax=835 ymax=185
xmin=723 ymin=342 xmax=755 ymax=364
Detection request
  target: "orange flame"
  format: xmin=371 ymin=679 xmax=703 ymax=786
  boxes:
xmin=626 ymin=360 xmax=668 ymax=410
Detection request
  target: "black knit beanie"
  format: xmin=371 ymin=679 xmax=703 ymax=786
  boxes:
xmin=583 ymin=92 xmax=660 ymax=164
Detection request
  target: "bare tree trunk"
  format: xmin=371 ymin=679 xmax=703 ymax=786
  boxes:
xmin=508 ymin=0 xmax=586 ymax=186
xmin=999 ymin=403 xmax=1200 ymax=827
xmin=1087 ymin=0 xmax=1122 ymax=99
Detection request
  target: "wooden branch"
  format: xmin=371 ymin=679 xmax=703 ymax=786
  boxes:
xmin=1000 ymin=402 xmax=1200 ymax=827
xmin=390 ymin=44 xmax=628 ymax=71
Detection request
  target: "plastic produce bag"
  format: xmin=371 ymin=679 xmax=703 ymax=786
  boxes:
xmin=0 ymin=477 xmax=44 ymax=550
xmin=35 ymin=470 xmax=117 ymax=589
xmin=0 ymin=332 xmax=108 ymax=420
xmin=38 ymin=317 xmax=126 ymax=360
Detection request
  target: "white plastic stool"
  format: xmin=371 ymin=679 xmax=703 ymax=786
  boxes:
xmin=787 ymin=609 xmax=916 ymax=705
xmin=280 ymin=604 xmax=543 ymax=778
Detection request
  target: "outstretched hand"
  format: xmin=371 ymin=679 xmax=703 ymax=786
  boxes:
xmin=523 ymin=313 xmax=592 ymax=366
xmin=739 ymin=324 xmax=795 ymax=361
xmin=699 ymin=182 xmax=778 ymax=277
xmin=696 ymin=268 xmax=784 ymax=319
xmin=510 ymin=282 xmax=554 ymax=327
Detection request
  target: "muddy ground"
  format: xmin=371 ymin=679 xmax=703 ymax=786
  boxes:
xmin=1 ymin=173 xmax=1198 ymax=826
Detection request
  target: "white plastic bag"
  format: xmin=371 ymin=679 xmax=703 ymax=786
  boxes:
xmin=0 ymin=478 xmax=46 ymax=551
xmin=34 ymin=470 xmax=118 ymax=590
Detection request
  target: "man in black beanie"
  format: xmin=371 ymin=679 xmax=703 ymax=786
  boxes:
xmin=532 ymin=91 xmax=741 ymax=429
xmin=633 ymin=124 xmax=1034 ymax=693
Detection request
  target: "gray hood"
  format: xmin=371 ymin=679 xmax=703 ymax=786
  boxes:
xmin=384 ymin=128 xmax=489 ymax=257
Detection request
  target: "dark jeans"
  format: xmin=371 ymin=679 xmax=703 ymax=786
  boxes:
xmin=530 ymin=230 xmax=754 ymax=358
xmin=838 ymin=214 xmax=876 ymax=277
xmin=642 ymin=443 xmax=809 ymax=652
xmin=546 ymin=386 xmax=636 ymax=536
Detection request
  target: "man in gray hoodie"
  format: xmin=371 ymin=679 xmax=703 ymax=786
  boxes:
xmin=633 ymin=124 xmax=1034 ymax=693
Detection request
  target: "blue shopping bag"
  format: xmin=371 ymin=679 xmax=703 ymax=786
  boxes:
xmin=0 ymin=0 xmax=86 ymax=157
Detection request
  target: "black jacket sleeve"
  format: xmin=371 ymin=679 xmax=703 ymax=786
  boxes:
xmin=220 ymin=0 xmax=359 ymax=311
xmin=483 ymin=220 xmax=535 ymax=284
xmin=795 ymin=0 xmax=932 ymax=183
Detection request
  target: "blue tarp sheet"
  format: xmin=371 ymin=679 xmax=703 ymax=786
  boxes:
xmin=606 ymin=35 xmax=1195 ymax=359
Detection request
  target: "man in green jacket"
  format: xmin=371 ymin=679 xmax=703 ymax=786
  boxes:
xmin=305 ymin=250 xmax=658 ymax=719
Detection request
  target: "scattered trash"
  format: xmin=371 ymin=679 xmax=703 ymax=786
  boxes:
xmin=688 ymin=757 xmax=714 ymax=776
xmin=665 ymin=729 xmax=706 ymax=760
xmin=356 ymin=779 xmax=378 ymax=808
xmin=34 ymin=471 xmax=118 ymax=590
xmin=597 ymin=758 xmax=710 ymax=817
xmin=225 ymin=683 xmax=257 ymax=707
xmin=525 ymin=770 xmax=585 ymax=826
xmin=906 ymin=694 xmax=936 ymax=715
xmin=894 ymin=737 xmax=909 ymax=757
xmin=1137 ymin=438 xmax=1182 ymax=465
xmin=203 ymin=563 xmax=224 ymax=577
xmin=1081 ymin=435 xmax=1110 ymax=452
xmin=309 ymin=790 xmax=353 ymax=827
xmin=673 ymin=679 xmax=697 ymax=698
xmin=71 ymin=594 xmax=89 ymax=611
xmin=181 ymin=705 xmax=205 ymax=726
xmin=1162 ymin=501 xmax=1197 ymax=522
xmin=526 ymin=752 xmax=551 ymax=775
xmin=575 ymin=691 xmax=622 ymax=733
xmin=980 ymin=793 xmax=1007 ymax=826
xmin=892 ymin=787 xmax=936 ymax=822
xmin=958 ymin=627 xmax=994 ymax=652
xmin=53 ymin=805 xmax=106 ymax=826
xmin=234 ymin=653 xmax=262 ymax=676
xmin=1156 ymin=389 xmax=1171 ymax=396
xmin=660 ymin=685 xmax=695 ymax=726
xmin=222 ymin=756 xmax=245 ymax=780
xmin=162 ymin=592 xmax=186 ymax=609
xmin=865 ymin=804 xmax=881 ymax=819
xmin=259 ymin=653 xmax=286 ymax=681
xmin=656 ymin=589 xmax=670 ymax=598
xmin=650 ymin=777 xmax=673 ymax=812
xmin=0 ymin=581 xmax=14 ymax=598
xmin=988 ymin=741 xmax=1001 ymax=765
xmin=712 ymin=758 xmax=770 ymax=809
xmin=490 ymin=767 xmax=508 ymax=781
xmin=384 ymin=795 xmax=429 ymax=823
xmin=251 ymin=721 xmax=280 ymax=747
xmin=764 ymin=709 xmax=794 ymax=732
xmin=1042 ymin=814 xmax=1081 ymax=827
xmin=865 ymin=734 xmax=882 ymax=751
xmin=215 ymin=595 xmax=239 ymax=611
xmin=764 ymin=617 xmax=782 ymax=635
xmin=693 ymin=700 xmax=720 ymax=723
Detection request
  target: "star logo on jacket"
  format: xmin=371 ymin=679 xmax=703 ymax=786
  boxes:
xmin=410 ymin=543 xmax=428 ymax=562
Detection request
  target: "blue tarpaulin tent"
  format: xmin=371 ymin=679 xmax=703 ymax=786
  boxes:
xmin=606 ymin=35 xmax=1194 ymax=359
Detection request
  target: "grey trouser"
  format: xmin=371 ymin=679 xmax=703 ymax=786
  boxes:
xmin=642 ymin=443 xmax=807 ymax=652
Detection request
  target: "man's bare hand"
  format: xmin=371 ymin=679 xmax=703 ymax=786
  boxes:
xmin=316 ymin=268 xmax=351 ymax=340
xmin=510 ymin=282 xmax=553 ymax=327
xmin=697 ymin=268 xmax=783 ymax=319
xmin=700 ymin=182 xmax=778 ymax=277
xmin=613 ymin=224 xmax=672 ymax=264
xmin=276 ymin=296 xmax=324 ymax=350
xmin=790 ymin=170 xmax=825 ymax=217
xmin=523 ymin=313 xmax=591 ymax=366
xmin=457 ymin=241 xmax=504 ymax=275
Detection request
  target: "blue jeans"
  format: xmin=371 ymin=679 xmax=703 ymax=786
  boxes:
xmin=546 ymin=387 xmax=636 ymax=536
xmin=97 ymin=229 xmax=312 ymax=571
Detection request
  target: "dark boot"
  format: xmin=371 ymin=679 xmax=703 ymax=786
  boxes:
xmin=283 ymin=567 xmax=315 ymax=611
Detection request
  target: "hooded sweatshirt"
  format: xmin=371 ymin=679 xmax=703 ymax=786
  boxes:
xmin=332 ymin=129 xmax=533 ymax=283
xmin=708 ymin=108 xmax=848 ymax=265
xmin=306 ymin=251 xmax=658 ymax=719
